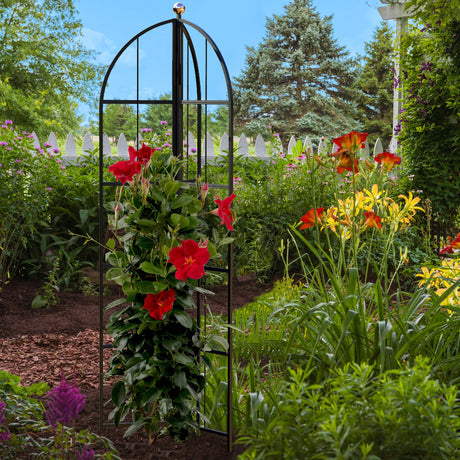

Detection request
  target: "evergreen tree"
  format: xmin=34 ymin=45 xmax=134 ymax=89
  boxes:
xmin=0 ymin=0 xmax=104 ymax=137
xmin=233 ymin=0 xmax=361 ymax=141
xmin=356 ymin=23 xmax=394 ymax=149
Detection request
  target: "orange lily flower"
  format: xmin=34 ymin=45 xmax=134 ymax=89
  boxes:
xmin=440 ymin=232 xmax=460 ymax=255
xmin=332 ymin=131 xmax=368 ymax=156
xmin=336 ymin=153 xmax=359 ymax=174
xmin=374 ymin=151 xmax=402 ymax=172
xmin=363 ymin=211 xmax=382 ymax=230
xmin=300 ymin=208 xmax=324 ymax=229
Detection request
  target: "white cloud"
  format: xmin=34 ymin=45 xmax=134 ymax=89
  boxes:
xmin=82 ymin=27 xmax=146 ymax=67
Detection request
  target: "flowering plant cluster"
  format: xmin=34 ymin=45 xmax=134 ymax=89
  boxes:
xmin=0 ymin=120 xmax=65 ymax=287
xmin=104 ymin=126 xmax=234 ymax=442
xmin=297 ymin=131 xmax=421 ymax=290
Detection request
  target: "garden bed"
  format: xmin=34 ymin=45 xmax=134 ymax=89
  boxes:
xmin=0 ymin=275 xmax=272 ymax=459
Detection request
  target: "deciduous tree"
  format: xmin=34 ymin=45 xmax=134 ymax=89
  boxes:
xmin=0 ymin=0 xmax=104 ymax=137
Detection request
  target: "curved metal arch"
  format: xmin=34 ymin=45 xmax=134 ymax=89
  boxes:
xmin=98 ymin=12 xmax=234 ymax=452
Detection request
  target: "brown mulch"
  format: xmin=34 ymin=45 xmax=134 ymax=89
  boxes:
xmin=0 ymin=274 xmax=273 ymax=459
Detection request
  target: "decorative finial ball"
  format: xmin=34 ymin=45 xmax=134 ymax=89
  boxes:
xmin=173 ymin=2 xmax=185 ymax=15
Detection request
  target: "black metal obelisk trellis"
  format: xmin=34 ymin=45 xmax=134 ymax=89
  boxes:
xmin=97 ymin=2 xmax=234 ymax=450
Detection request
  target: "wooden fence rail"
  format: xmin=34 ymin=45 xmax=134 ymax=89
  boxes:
xmin=31 ymin=131 xmax=389 ymax=164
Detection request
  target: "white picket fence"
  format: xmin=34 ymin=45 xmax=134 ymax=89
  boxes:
xmin=31 ymin=131 xmax=391 ymax=164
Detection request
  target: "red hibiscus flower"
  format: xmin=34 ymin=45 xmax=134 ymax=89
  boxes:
xmin=129 ymin=143 xmax=155 ymax=166
xmin=336 ymin=153 xmax=359 ymax=174
xmin=440 ymin=232 xmax=460 ymax=255
xmin=212 ymin=193 xmax=236 ymax=231
xmin=300 ymin=208 xmax=324 ymax=229
xmin=108 ymin=160 xmax=142 ymax=184
xmin=168 ymin=239 xmax=210 ymax=281
xmin=143 ymin=289 xmax=175 ymax=320
xmin=374 ymin=152 xmax=401 ymax=172
xmin=332 ymin=131 xmax=368 ymax=155
xmin=363 ymin=211 xmax=382 ymax=230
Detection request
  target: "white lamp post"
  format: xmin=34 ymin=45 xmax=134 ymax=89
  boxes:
xmin=378 ymin=0 xmax=413 ymax=151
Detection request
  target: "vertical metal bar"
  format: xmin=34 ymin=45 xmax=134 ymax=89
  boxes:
xmin=172 ymin=18 xmax=184 ymax=176
xmin=204 ymin=39 xmax=208 ymax=183
xmin=98 ymin=101 xmax=105 ymax=434
xmin=136 ymin=38 xmax=140 ymax=140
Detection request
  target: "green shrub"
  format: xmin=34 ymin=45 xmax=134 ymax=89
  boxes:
xmin=238 ymin=358 xmax=460 ymax=460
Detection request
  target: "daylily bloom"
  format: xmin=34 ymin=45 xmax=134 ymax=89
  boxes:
xmin=332 ymin=131 xmax=368 ymax=155
xmin=374 ymin=151 xmax=402 ymax=172
xmin=335 ymin=153 xmax=359 ymax=174
xmin=129 ymin=143 xmax=155 ymax=166
xmin=440 ymin=232 xmax=460 ymax=255
xmin=168 ymin=239 xmax=210 ymax=281
xmin=363 ymin=211 xmax=382 ymax=230
xmin=211 ymin=193 xmax=236 ymax=231
xmin=143 ymin=289 xmax=175 ymax=320
xmin=108 ymin=160 xmax=142 ymax=185
xmin=300 ymin=208 xmax=324 ymax=229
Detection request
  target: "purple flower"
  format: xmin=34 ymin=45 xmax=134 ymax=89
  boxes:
xmin=45 ymin=372 xmax=85 ymax=428
xmin=420 ymin=109 xmax=427 ymax=117
xmin=394 ymin=77 xmax=401 ymax=89
xmin=5 ymin=120 xmax=12 ymax=125
xmin=75 ymin=444 xmax=95 ymax=460
xmin=46 ymin=187 xmax=52 ymax=191
xmin=141 ymin=128 xmax=152 ymax=133
xmin=394 ymin=123 xmax=402 ymax=136
xmin=15 ymin=159 xmax=21 ymax=163
xmin=274 ymin=133 xmax=280 ymax=138
xmin=420 ymin=61 xmax=433 ymax=73
xmin=0 ymin=431 xmax=10 ymax=444
xmin=60 ymin=166 xmax=66 ymax=170
xmin=0 ymin=399 xmax=6 ymax=426
xmin=160 ymin=120 xmax=167 ymax=125
xmin=17 ymin=170 xmax=23 ymax=175
xmin=53 ymin=148 xmax=60 ymax=153
xmin=162 ymin=143 xmax=171 ymax=148
xmin=0 ymin=141 xmax=7 ymax=147
xmin=191 ymin=147 xmax=197 ymax=153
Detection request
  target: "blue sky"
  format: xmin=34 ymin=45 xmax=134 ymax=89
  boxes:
xmin=77 ymin=0 xmax=391 ymax=121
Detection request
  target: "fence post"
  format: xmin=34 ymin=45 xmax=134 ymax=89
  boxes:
xmin=254 ymin=133 xmax=266 ymax=157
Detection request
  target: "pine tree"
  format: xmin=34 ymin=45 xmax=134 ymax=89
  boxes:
xmin=233 ymin=0 xmax=361 ymax=141
xmin=356 ymin=23 xmax=394 ymax=149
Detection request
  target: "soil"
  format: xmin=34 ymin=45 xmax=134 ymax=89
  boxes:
xmin=0 ymin=274 xmax=274 ymax=460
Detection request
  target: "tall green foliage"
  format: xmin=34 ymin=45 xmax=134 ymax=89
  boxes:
xmin=397 ymin=1 xmax=460 ymax=231
xmin=0 ymin=0 xmax=104 ymax=138
xmin=356 ymin=23 xmax=394 ymax=149
xmin=233 ymin=0 xmax=361 ymax=141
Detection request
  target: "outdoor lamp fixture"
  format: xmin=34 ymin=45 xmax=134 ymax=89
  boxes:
xmin=173 ymin=2 xmax=185 ymax=17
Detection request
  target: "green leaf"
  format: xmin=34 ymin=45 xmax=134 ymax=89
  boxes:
xmin=164 ymin=181 xmax=181 ymax=197
xmin=174 ymin=353 xmax=195 ymax=366
xmin=173 ymin=372 xmax=187 ymax=388
xmin=135 ymin=219 xmax=157 ymax=228
xmin=124 ymin=417 xmax=146 ymax=437
xmin=139 ymin=262 xmax=165 ymax=276
xmin=111 ymin=381 xmax=126 ymax=407
xmin=218 ymin=237 xmax=234 ymax=246
xmin=174 ymin=310 xmax=193 ymax=329
xmin=106 ymin=238 xmax=116 ymax=249
xmin=171 ymin=195 xmax=194 ymax=209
